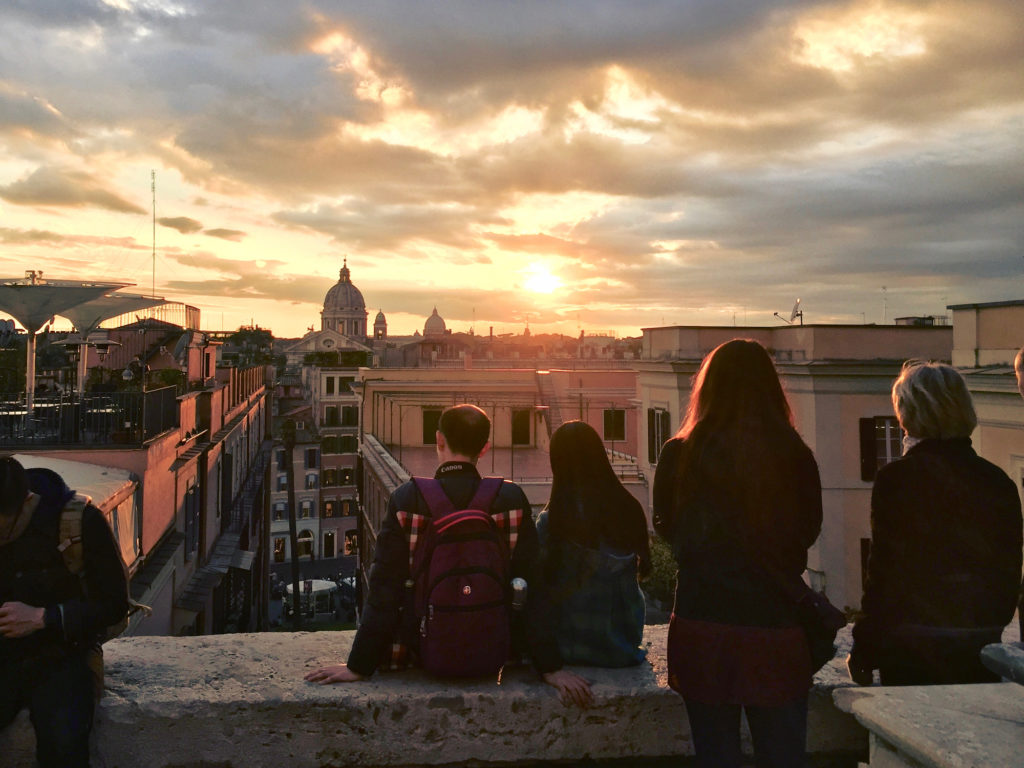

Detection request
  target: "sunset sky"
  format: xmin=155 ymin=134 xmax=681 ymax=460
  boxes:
xmin=1 ymin=1 xmax=1022 ymax=338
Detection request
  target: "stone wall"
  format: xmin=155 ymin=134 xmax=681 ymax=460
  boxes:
xmin=3 ymin=626 xmax=866 ymax=767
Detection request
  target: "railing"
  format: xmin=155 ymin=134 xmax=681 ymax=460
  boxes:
xmin=0 ymin=386 xmax=179 ymax=447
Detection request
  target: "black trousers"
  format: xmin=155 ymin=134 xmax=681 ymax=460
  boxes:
xmin=0 ymin=652 xmax=95 ymax=768
xmin=683 ymin=695 xmax=808 ymax=768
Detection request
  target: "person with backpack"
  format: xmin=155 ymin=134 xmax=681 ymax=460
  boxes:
xmin=535 ymin=420 xmax=650 ymax=668
xmin=304 ymin=404 xmax=592 ymax=707
xmin=0 ymin=456 xmax=129 ymax=768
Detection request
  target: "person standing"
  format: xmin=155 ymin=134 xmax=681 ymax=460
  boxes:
xmin=0 ymin=456 xmax=129 ymax=768
xmin=848 ymin=362 xmax=1022 ymax=685
xmin=653 ymin=339 xmax=822 ymax=768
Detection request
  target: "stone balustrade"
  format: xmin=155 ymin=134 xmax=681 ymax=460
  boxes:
xmin=4 ymin=625 xmax=868 ymax=767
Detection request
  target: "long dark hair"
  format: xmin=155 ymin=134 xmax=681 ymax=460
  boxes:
xmin=545 ymin=420 xmax=650 ymax=575
xmin=673 ymin=338 xmax=804 ymax=537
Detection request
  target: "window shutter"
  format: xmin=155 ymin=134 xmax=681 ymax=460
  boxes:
xmin=859 ymin=417 xmax=876 ymax=482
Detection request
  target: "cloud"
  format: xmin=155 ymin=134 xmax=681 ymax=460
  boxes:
xmin=203 ymin=228 xmax=246 ymax=242
xmin=0 ymin=226 xmax=66 ymax=245
xmin=0 ymin=166 xmax=146 ymax=213
xmin=158 ymin=216 xmax=203 ymax=234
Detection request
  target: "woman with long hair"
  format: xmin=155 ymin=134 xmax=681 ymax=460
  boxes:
xmin=848 ymin=362 xmax=1021 ymax=686
xmin=653 ymin=339 xmax=822 ymax=768
xmin=536 ymin=420 xmax=650 ymax=667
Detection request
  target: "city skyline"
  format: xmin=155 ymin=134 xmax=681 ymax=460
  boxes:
xmin=1 ymin=1 xmax=1022 ymax=338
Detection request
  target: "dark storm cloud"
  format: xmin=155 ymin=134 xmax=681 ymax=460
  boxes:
xmin=158 ymin=216 xmax=203 ymax=234
xmin=0 ymin=166 xmax=146 ymax=213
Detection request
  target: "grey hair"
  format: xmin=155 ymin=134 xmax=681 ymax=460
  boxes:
xmin=892 ymin=361 xmax=977 ymax=440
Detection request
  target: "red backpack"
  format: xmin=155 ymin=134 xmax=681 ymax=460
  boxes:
xmin=410 ymin=477 xmax=512 ymax=677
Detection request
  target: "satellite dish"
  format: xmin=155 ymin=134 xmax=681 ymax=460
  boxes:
xmin=774 ymin=298 xmax=805 ymax=326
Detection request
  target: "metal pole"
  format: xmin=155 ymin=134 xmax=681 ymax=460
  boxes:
xmin=283 ymin=419 xmax=302 ymax=630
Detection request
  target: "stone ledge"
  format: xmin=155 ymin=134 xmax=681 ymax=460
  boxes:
xmin=833 ymin=683 xmax=1024 ymax=768
xmin=980 ymin=641 xmax=1024 ymax=685
xmin=3 ymin=625 xmax=865 ymax=768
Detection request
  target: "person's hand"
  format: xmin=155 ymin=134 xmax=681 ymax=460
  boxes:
xmin=542 ymin=669 xmax=593 ymax=708
xmin=846 ymin=654 xmax=874 ymax=686
xmin=304 ymin=664 xmax=366 ymax=684
xmin=0 ymin=602 xmax=45 ymax=638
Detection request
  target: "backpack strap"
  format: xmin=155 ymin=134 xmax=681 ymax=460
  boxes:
xmin=57 ymin=495 xmax=91 ymax=575
xmin=468 ymin=477 xmax=503 ymax=513
xmin=412 ymin=477 xmax=457 ymax=519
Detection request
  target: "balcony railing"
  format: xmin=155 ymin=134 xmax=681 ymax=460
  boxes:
xmin=0 ymin=386 xmax=179 ymax=447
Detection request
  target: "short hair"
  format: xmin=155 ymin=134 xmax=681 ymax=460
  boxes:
xmin=0 ymin=455 xmax=28 ymax=517
xmin=892 ymin=361 xmax=977 ymax=440
xmin=438 ymin=404 xmax=490 ymax=458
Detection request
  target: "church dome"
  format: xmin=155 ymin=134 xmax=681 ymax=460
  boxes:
xmin=323 ymin=260 xmax=366 ymax=312
xmin=424 ymin=307 xmax=446 ymax=337
xmin=375 ymin=309 xmax=386 ymax=323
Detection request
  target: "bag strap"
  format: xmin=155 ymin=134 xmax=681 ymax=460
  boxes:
xmin=412 ymin=476 xmax=504 ymax=522
xmin=57 ymin=495 xmax=91 ymax=575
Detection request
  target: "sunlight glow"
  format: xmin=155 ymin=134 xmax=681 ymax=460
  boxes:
xmin=793 ymin=4 xmax=928 ymax=72
xmin=566 ymin=66 xmax=673 ymax=144
xmin=523 ymin=263 xmax=563 ymax=294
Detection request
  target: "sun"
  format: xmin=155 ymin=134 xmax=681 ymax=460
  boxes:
xmin=523 ymin=264 xmax=563 ymax=294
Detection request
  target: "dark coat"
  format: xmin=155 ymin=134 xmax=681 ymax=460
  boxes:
xmin=346 ymin=461 xmax=561 ymax=676
xmin=0 ymin=468 xmax=129 ymax=662
xmin=653 ymin=434 xmax=823 ymax=705
xmin=851 ymin=438 xmax=1023 ymax=683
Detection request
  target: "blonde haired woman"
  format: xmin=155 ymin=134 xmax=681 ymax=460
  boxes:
xmin=849 ymin=361 xmax=1022 ymax=685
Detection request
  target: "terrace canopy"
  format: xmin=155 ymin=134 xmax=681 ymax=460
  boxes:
xmin=60 ymin=293 xmax=167 ymax=393
xmin=0 ymin=276 xmax=129 ymax=407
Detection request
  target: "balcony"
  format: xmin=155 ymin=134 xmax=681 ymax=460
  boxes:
xmin=0 ymin=386 xmax=179 ymax=447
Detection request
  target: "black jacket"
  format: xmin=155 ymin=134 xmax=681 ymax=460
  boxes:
xmin=851 ymin=438 xmax=1023 ymax=674
xmin=347 ymin=461 xmax=561 ymax=676
xmin=653 ymin=436 xmax=823 ymax=627
xmin=0 ymin=468 xmax=129 ymax=662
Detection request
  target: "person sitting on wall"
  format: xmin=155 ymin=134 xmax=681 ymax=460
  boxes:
xmin=0 ymin=456 xmax=129 ymax=768
xmin=303 ymin=404 xmax=592 ymax=707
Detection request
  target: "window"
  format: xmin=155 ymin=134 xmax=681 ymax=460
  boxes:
xmin=275 ymin=449 xmax=286 ymax=471
xmin=344 ymin=531 xmax=359 ymax=555
xmin=325 ymin=377 xmax=335 ymax=395
xmin=423 ymin=409 xmax=441 ymax=444
xmin=340 ymin=436 xmax=357 ymax=453
xmin=325 ymin=406 xmax=339 ymax=426
xmin=323 ymin=531 xmax=336 ymax=559
xmin=604 ymin=408 xmax=625 ymax=441
xmin=511 ymin=409 xmax=531 ymax=445
xmin=647 ymin=408 xmax=673 ymax=464
xmin=300 ymin=500 xmax=312 ymax=518
xmin=183 ymin=483 xmax=200 ymax=561
xmin=342 ymin=406 xmax=358 ymax=426
xmin=341 ymin=499 xmax=353 ymax=516
xmin=273 ymin=538 xmax=286 ymax=563
xmin=305 ymin=448 xmax=318 ymax=469
xmin=339 ymin=467 xmax=353 ymax=485
xmin=859 ymin=416 xmax=902 ymax=481
xmin=322 ymin=468 xmax=339 ymax=487
xmin=323 ymin=500 xmax=337 ymax=518
xmin=276 ymin=474 xmax=287 ymax=492
xmin=297 ymin=530 xmax=313 ymax=558
xmin=305 ymin=473 xmax=318 ymax=490
xmin=272 ymin=502 xmax=285 ymax=522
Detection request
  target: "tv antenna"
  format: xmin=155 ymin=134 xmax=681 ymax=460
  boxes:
xmin=774 ymin=298 xmax=804 ymax=326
